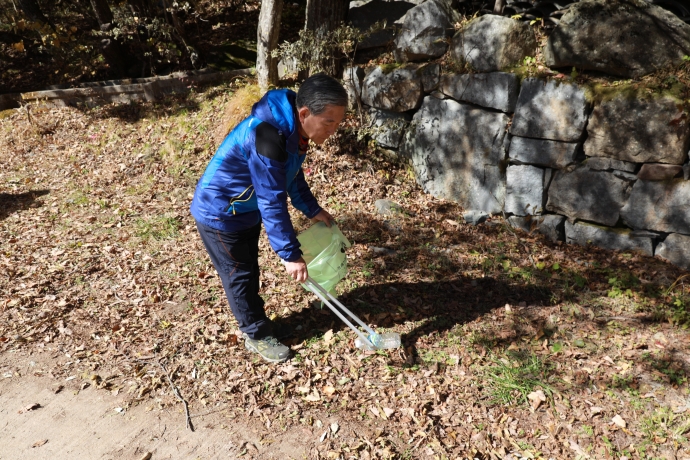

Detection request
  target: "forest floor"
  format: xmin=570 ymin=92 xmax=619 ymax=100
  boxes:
xmin=2 ymin=81 xmax=690 ymax=460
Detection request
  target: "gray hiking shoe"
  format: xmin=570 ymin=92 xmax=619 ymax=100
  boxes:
xmin=244 ymin=335 xmax=290 ymax=363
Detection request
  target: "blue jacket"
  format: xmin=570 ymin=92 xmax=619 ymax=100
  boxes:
xmin=190 ymin=89 xmax=322 ymax=262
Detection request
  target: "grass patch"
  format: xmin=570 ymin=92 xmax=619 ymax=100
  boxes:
xmin=484 ymin=350 xmax=555 ymax=405
xmin=135 ymin=215 xmax=182 ymax=240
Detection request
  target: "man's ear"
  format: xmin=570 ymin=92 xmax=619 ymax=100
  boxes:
xmin=297 ymin=106 xmax=310 ymax=123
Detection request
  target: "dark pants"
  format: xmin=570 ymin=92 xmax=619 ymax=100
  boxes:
xmin=195 ymin=221 xmax=271 ymax=339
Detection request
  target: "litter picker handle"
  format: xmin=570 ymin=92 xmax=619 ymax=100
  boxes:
xmin=307 ymin=277 xmax=376 ymax=336
xmin=305 ymin=278 xmax=375 ymax=348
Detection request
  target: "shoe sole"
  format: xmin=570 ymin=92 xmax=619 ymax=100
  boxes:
xmin=244 ymin=341 xmax=289 ymax=363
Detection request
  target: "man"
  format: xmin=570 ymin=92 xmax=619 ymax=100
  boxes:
xmin=190 ymin=73 xmax=348 ymax=363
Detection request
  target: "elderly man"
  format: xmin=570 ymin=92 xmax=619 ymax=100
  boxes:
xmin=190 ymin=74 xmax=348 ymax=362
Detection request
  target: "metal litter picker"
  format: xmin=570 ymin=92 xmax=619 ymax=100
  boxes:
xmin=304 ymin=277 xmax=400 ymax=350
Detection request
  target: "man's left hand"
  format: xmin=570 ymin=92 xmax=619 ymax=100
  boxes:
xmin=311 ymin=209 xmax=334 ymax=227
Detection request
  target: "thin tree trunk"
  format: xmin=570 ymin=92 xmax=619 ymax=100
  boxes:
xmin=89 ymin=0 xmax=128 ymax=78
xmin=90 ymin=0 xmax=114 ymax=26
xmin=257 ymin=0 xmax=283 ymax=92
xmin=494 ymin=0 xmax=506 ymax=14
xmin=16 ymin=0 xmax=52 ymax=26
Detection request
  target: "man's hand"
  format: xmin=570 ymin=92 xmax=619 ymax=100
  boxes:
xmin=311 ymin=209 xmax=334 ymax=227
xmin=284 ymin=257 xmax=308 ymax=283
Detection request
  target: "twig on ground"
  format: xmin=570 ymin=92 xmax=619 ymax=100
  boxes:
xmin=157 ymin=360 xmax=195 ymax=432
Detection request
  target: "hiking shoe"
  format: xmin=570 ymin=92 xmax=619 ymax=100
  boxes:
xmin=244 ymin=335 xmax=290 ymax=363
xmin=268 ymin=320 xmax=293 ymax=340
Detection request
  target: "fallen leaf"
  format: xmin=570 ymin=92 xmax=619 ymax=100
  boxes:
xmin=331 ymin=422 xmax=339 ymax=434
xmin=19 ymin=403 xmax=41 ymax=413
xmin=323 ymin=329 xmax=334 ymax=344
xmin=527 ymin=390 xmax=546 ymax=411
xmin=32 ymin=439 xmax=48 ymax=448
xmin=612 ymin=414 xmax=627 ymax=428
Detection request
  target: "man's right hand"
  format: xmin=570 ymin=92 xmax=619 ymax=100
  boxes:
xmin=284 ymin=257 xmax=308 ymax=283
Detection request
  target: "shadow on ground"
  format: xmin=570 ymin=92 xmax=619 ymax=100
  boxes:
xmin=0 ymin=189 xmax=50 ymax=222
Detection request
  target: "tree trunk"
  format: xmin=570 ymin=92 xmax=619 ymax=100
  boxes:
xmin=305 ymin=0 xmax=349 ymax=34
xmin=257 ymin=0 xmax=283 ymax=92
xmin=16 ymin=0 xmax=52 ymax=26
xmin=493 ymin=0 xmax=506 ymax=14
xmin=89 ymin=0 xmax=114 ymax=26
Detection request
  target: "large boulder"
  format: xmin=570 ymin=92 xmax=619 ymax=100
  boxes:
xmin=361 ymin=64 xmax=424 ymax=112
xmin=439 ymin=72 xmax=520 ymax=113
xmin=546 ymin=166 xmax=632 ymax=226
xmin=401 ymin=96 xmax=509 ymax=213
xmin=620 ymin=179 xmax=690 ymax=234
xmin=367 ymin=107 xmax=412 ymax=149
xmin=508 ymin=136 xmax=579 ymax=169
xmin=451 ymin=15 xmax=537 ymax=72
xmin=565 ymin=221 xmax=653 ymax=256
xmin=544 ymin=0 xmax=690 ymax=78
xmin=656 ymin=234 xmax=690 ymax=269
xmin=510 ymin=78 xmax=588 ymax=142
xmin=584 ymin=95 xmax=690 ymax=165
xmin=393 ymin=0 xmax=457 ymax=62
xmin=505 ymin=165 xmax=545 ymax=216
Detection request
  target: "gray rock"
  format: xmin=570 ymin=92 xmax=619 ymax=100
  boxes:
xmin=439 ymin=72 xmax=520 ymax=113
xmin=348 ymin=0 xmax=414 ymax=50
xmin=565 ymin=221 xmax=653 ymax=256
xmin=361 ymin=64 xmax=423 ymax=112
xmin=419 ymin=63 xmax=440 ymax=93
xmin=546 ymin=166 xmax=632 ymax=226
xmin=620 ymin=179 xmax=690 ymax=234
xmin=393 ymin=0 xmax=457 ymax=62
xmin=367 ymin=107 xmax=412 ymax=149
xmin=637 ymin=164 xmax=684 ymax=181
xmin=343 ymin=66 xmax=365 ymax=110
xmin=509 ymin=215 xmax=566 ymax=242
xmin=612 ymin=170 xmax=638 ymax=182
xmin=584 ymin=95 xmax=690 ymax=165
xmin=369 ymin=246 xmax=398 ymax=256
xmin=452 ymin=14 xmax=537 ymax=72
xmin=505 ymin=165 xmax=545 ymax=216
xmin=510 ymin=78 xmax=588 ymax=142
xmin=508 ymin=136 xmax=579 ymax=169
xmin=544 ymin=0 xmax=690 ymax=78
xmin=401 ymin=96 xmax=509 ymax=213
xmin=374 ymin=199 xmax=403 ymax=215
xmin=277 ymin=57 xmax=298 ymax=79
xmin=586 ymin=157 xmax=638 ymax=173
xmin=656 ymin=234 xmax=690 ymax=269
xmin=463 ymin=210 xmax=490 ymax=225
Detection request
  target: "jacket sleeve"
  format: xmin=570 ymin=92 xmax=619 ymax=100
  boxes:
xmin=247 ymin=141 xmax=302 ymax=262
xmin=287 ymin=167 xmax=322 ymax=219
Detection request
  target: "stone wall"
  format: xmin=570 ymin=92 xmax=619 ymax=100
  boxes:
xmin=347 ymin=0 xmax=690 ymax=271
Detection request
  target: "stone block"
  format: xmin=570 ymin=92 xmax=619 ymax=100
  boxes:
xmin=374 ymin=199 xmax=403 ymax=215
xmin=656 ymin=233 xmax=690 ymax=269
xmin=637 ymin=164 xmax=684 ymax=181
xmin=367 ymin=107 xmax=412 ymax=149
xmin=586 ymin=157 xmax=638 ymax=173
xmin=585 ymin=95 xmax=690 ymax=165
xmin=620 ymin=179 xmax=690 ymax=234
xmin=452 ymin=14 xmax=537 ymax=72
xmin=361 ymin=64 xmax=423 ymax=112
xmin=546 ymin=166 xmax=632 ymax=226
xmin=401 ymin=96 xmax=509 ymax=213
xmin=505 ymin=165 xmax=545 ymax=216
xmin=565 ymin=221 xmax=653 ymax=256
xmin=510 ymin=78 xmax=588 ymax=142
xmin=348 ymin=0 xmax=412 ymax=50
xmin=508 ymin=136 xmax=579 ymax=169
xmin=439 ymin=72 xmax=520 ymax=113
xmin=509 ymin=214 xmax=566 ymax=242
xmin=393 ymin=0 xmax=456 ymax=62
xmin=544 ymin=0 xmax=690 ymax=78
xmin=464 ymin=210 xmax=490 ymax=225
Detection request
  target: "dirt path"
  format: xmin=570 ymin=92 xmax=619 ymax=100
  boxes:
xmin=0 ymin=351 xmax=312 ymax=460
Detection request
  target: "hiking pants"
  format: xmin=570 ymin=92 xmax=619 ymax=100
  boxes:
xmin=195 ymin=221 xmax=271 ymax=340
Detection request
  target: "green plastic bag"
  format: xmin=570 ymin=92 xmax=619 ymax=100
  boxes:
xmin=297 ymin=222 xmax=351 ymax=293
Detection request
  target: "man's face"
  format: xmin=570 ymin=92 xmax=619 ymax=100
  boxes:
xmin=298 ymin=104 xmax=346 ymax=145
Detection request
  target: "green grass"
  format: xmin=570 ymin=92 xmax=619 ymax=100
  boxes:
xmin=135 ymin=215 xmax=181 ymax=240
xmin=484 ymin=350 xmax=555 ymax=405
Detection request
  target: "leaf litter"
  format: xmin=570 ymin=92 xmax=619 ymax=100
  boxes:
xmin=1 ymin=83 xmax=690 ymax=459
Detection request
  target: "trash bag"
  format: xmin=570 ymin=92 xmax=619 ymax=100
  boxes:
xmin=297 ymin=222 xmax=351 ymax=294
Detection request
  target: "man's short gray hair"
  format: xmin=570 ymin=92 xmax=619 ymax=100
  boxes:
xmin=296 ymin=73 xmax=348 ymax=115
